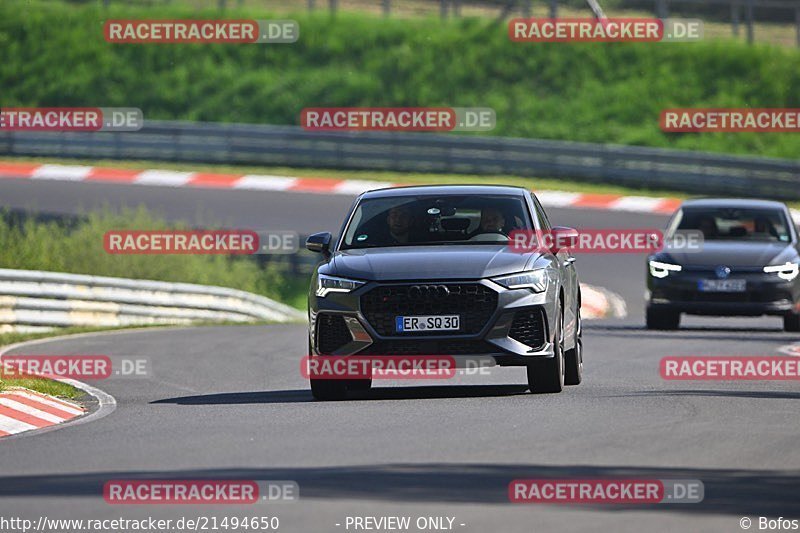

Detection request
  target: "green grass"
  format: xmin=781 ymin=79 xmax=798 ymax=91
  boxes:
xmin=0 ymin=377 xmax=84 ymax=400
xmin=0 ymin=325 xmax=104 ymax=399
xmin=2 ymin=1 xmax=800 ymax=158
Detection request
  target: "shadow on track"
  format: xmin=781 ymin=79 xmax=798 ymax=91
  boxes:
xmin=151 ymin=385 xmax=531 ymax=405
xmin=0 ymin=463 xmax=797 ymax=517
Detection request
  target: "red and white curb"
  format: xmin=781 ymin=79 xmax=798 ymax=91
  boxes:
xmin=0 ymin=388 xmax=84 ymax=437
xmin=2 ymin=162 xmax=798 ymax=220
xmin=2 ymin=161 xmax=797 ymax=220
xmin=0 ymin=161 xmax=737 ymax=218
xmin=581 ymin=283 xmax=627 ymax=320
xmin=778 ymin=343 xmax=800 ymax=357
xmin=0 ymin=332 xmax=118 ymax=440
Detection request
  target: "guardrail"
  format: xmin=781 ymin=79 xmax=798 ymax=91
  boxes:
xmin=1 ymin=120 xmax=799 ymax=200
xmin=0 ymin=268 xmax=305 ymax=331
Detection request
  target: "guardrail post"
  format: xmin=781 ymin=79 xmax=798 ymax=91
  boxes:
xmin=454 ymin=0 xmax=461 ymax=17
xmin=329 ymin=0 xmax=337 ymax=15
xmin=731 ymin=2 xmax=740 ymax=36
xmin=440 ymin=0 xmax=448 ymax=19
xmin=655 ymin=0 xmax=668 ymax=19
xmin=383 ymin=0 xmax=390 ymax=16
xmin=745 ymin=0 xmax=754 ymax=44
xmin=549 ymin=0 xmax=558 ymax=19
xmin=796 ymin=6 xmax=800 ymax=47
xmin=522 ymin=0 xmax=532 ymax=17
xmin=308 ymin=0 xmax=315 ymax=10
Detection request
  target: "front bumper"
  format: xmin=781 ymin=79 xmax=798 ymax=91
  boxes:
xmin=309 ymin=278 xmax=559 ymax=365
xmin=647 ymin=268 xmax=800 ymax=317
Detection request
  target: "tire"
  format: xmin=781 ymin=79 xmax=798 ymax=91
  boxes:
xmin=527 ymin=304 xmax=565 ymax=394
xmin=784 ymin=312 xmax=800 ymax=332
xmin=310 ymin=377 xmax=348 ymax=401
xmin=564 ymin=306 xmax=583 ymax=386
xmin=348 ymin=378 xmax=372 ymax=391
xmin=646 ymin=307 xmax=680 ymax=330
xmin=308 ymin=338 xmax=348 ymax=401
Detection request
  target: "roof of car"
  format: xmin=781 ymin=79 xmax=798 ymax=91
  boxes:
xmin=681 ymin=198 xmax=788 ymax=210
xmin=360 ymin=184 xmax=528 ymax=199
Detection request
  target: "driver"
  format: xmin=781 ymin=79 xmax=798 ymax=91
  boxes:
xmin=478 ymin=206 xmax=506 ymax=233
xmin=754 ymin=216 xmax=778 ymax=238
xmin=386 ymin=205 xmax=414 ymax=244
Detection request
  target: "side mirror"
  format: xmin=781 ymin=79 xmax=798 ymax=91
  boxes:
xmin=550 ymin=226 xmax=579 ymax=251
xmin=306 ymin=232 xmax=332 ymax=255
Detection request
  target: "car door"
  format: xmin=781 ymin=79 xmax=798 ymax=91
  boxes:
xmin=532 ymin=194 xmax=579 ymax=342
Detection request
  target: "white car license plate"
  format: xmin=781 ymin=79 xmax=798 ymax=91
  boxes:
xmin=396 ymin=315 xmax=460 ymax=332
xmin=698 ymin=279 xmax=746 ymax=292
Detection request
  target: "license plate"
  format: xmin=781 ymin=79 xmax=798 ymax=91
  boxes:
xmin=698 ymin=279 xmax=746 ymax=292
xmin=396 ymin=315 xmax=460 ymax=332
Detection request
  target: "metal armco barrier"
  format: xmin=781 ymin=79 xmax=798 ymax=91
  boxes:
xmin=0 ymin=269 xmax=305 ymax=329
xmin=1 ymin=120 xmax=798 ymax=200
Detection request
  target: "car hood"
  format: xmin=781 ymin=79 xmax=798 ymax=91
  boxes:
xmin=663 ymin=241 xmax=797 ymax=267
xmin=330 ymin=245 xmax=537 ymax=281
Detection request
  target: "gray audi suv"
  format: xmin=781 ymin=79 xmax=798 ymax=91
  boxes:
xmin=305 ymin=185 xmax=582 ymax=400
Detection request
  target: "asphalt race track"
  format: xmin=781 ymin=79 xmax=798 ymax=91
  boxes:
xmin=0 ymin=177 xmax=798 ymax=533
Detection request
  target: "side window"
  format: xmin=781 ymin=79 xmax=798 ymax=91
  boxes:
xmin=531 ymin=195 xmax=551 ymax=231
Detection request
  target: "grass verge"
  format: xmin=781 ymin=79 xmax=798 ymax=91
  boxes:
xmin=0 ymin=379 xmax=83 ymax=400
xmin=3 ymin=1 xmax=800 ymax=158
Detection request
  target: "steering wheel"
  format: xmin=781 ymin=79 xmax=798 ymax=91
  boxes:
xmin=468 ymin=231 xmax=509 ymax=242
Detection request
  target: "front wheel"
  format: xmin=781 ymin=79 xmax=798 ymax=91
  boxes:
xmin=564 ymin=307 xmax=583 ymax=386
xmin=528 ymin=306 xmax=565 ymax=394
xmin=310 ymin=377 xmax=349 ymax=401
xmin=308 ymin=338 xmax=348 ymax=401
xmin=646 ymin=307 xmax=680 ymax=330
xmin=785 ymin=312 xmax=800 ymax=332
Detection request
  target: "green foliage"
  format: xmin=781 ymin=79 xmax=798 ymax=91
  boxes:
xmin=2 ymin=1 xmax=799 ymax=157
xmin=0 ymin=207 xmax=302 ymax=306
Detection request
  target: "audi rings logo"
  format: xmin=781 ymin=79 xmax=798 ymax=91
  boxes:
xmin=409 ymin=285 xmax=450 ymax=299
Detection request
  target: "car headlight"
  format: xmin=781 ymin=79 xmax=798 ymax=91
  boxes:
xmin=492 ymin=270 xmax=549 ymax=292
xmin=316 ymin=274 xmax=365 ymax=297
xmin=763 ymin=262 xmax=799 ymax=282
xmin=649 ymin=260 xmax=682 ymax=279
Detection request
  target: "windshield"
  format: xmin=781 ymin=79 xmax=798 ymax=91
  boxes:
xmin=670 ymin=207 xmax=792 ymax=243
xmin=340 ymin=194 xmax=532 ymax=249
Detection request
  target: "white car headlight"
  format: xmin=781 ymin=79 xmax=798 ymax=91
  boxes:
xmin=649 ymin=260 xmax=682 ymax=279
xmin=492 ymin=270 xmax=549 ymax=293
xmin=316 ymin=274 xmax=365 ymax=297
xmin=763 ymin=262 xmax=799 ymax=282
